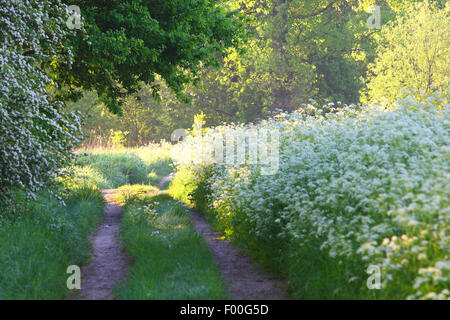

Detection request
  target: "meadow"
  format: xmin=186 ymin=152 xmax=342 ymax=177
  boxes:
xmin=74 ymin=142 xmax=173 ymax=188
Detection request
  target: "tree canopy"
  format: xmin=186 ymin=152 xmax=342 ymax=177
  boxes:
xmin=68 ymin=0 xmax=449 ymax=146
xmin=363 ymin=2 xmax=449 ymax=103
xmin=59 ymin=0 xmax=248 ymax=113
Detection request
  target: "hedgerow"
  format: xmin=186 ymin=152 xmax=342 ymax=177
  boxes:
xmin=170 ymin=91 xmax=449 ymax=299
xmin=0 ymin=1 xmax=81 ymax=198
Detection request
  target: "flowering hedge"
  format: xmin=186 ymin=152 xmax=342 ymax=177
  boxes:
xmin=0 ymin=1 xmax=81 ymax=197
xmin=171 ymin=92 xmax=449 ymax=299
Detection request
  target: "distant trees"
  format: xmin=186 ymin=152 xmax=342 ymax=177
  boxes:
xmin=69 ymin=0 xmax=449 ymax=146
xmin=72 ymin=0 xmax=381 ymax=145
xmin=363 ymin=2 xmax=449 ymax=103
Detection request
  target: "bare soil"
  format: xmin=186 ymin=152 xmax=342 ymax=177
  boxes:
xmin=72 ymin=189 xmax=130 ymax=300
xmin=156 ymin=172 xmax=176 ymax=189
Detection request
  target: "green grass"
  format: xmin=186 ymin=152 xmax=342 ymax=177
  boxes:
xmin=0 ymin=188 xmax=104 ymax=299
xmin=75 ymin=144 xmax=173 ymax=188
xmin=74 ymin=152 xmax=150 ymax=188
xmin=115 ymin=190 xmax=227 ymax=299
xmin=0 ymin=144 xmax=175 ymax=299
xmin=113 ymin=184 xmax=159 ymax=205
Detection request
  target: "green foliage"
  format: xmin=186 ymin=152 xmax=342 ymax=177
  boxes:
xmin=75 ymin=152 xmax=148 ymax=188
xmin=70 ymin=1 xmax=450 ymax=146
xmin=364 ymin=2 xmax=450 ymax=103
xmin=71 ymin=0 xmax=382 ymax=144
xmin=59 ymin=0 xmax=248 ymax=113
xmin=113 ymin=184 xmax=158 ymax=205
xmin=171 ymin=95 xmax=450 ymax=300
xmin=110 ymin=130 xmax=129 ymax=149
xmin=0 ymin=0 xmax=82 ymax=197
xmin=59 ymin=165 xmax=107 ymax=191
xmin=0 ymin=185 xmax=104 ymax=299
xmin=115 ymin=193 xmax=227 ymax=299
xmin=74 ymin=144 xmax=173 ymax=188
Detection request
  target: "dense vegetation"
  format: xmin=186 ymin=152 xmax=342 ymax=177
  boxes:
xmin=1 ymin=0 xmax=240 ymax=299
xmin=0 ymin=0 xmax=448 ymax=301
xmin=169 ymin=91 xmax=449 ymax=299
xmin=74 ymin=143 xmax=173 ymax=188
xmin=1 ymin=0 xmax=245 ymax=195
xmin=0 ymin=145 xmax=174 ymax=299
xmin=0 ymin=0 xmax=81 ymax=195
xmin=71 ymin=1 xmax=448 ymax=146
xmin=0 ymin=173 xmax=104 ymax=299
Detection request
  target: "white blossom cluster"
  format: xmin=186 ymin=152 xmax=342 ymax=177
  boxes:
xmin=0 ymin=0 xmax=81 ymax=197
xmin=173 ymin=91 xmax=449 ymax=299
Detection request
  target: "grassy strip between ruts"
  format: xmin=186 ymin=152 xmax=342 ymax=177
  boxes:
xmin=114 ymin=188 xmax=227 ymax=299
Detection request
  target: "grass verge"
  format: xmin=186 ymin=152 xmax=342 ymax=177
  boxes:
xmin=0 ymin=188 xmax=104 ymax=299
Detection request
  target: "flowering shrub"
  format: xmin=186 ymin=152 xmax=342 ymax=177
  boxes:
xmin=0 ymin=1 xmax=81 ymax=198
xmin=171 ymin=92 xmax=449 ymax=299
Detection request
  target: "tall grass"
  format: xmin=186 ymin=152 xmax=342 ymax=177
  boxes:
xmin=0 ymin=181 xmax=104 ymax=299
xmin=75 ymin=143 xmax=173 ymax=188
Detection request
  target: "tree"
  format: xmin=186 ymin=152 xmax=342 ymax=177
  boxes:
xmin=1 ymin=0 xmax=247 ymax=196
xmin=58 ymin=0 xmax=248 ymax=114
xmin=363 ymin=1 xmax=449 ymax=103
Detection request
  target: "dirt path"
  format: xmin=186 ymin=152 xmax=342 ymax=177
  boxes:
xmin=156 ymin=172 xmax=175 ymax=189
xmin=190 ymin=209 xmax=288 ymax=300
xmin=74 ymin=175 xmax=287 ymax=300
xmin=72 ymin=189 xmax=129 ymax=300
xmin=163 ymin=174 xmax=288 ymax=300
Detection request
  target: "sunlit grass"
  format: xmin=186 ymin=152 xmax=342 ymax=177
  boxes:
xmin=112 ymin=184 xmax=159 ymax=205
xmin=115 ymin=192 xmax=227 ymax=299
xmin=75 ymin=143 xmax=173 ymax=189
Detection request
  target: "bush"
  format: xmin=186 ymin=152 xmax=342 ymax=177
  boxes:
xmin=0 ymin=1 xmax=81 ymax=197
xmin=171 ymin=95 xmax=449 ymax=299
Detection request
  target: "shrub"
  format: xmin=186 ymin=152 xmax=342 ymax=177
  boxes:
xmin=171 ymin=94 xmax=449 ymax=299
xmin=0 ymin=1 xmax=81 ymax=198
